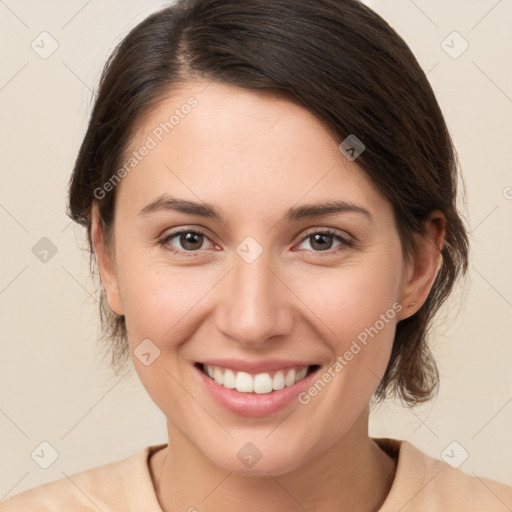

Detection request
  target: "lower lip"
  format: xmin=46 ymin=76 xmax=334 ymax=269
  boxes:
xmin=195 ymin=365 xmax=319 ymax=417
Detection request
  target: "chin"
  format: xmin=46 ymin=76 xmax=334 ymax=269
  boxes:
xmin=201 ymin=436 xmax=314 ymax=477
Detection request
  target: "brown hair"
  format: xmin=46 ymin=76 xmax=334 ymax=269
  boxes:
xmin=68 ymin=0 xmax=469 ymax=405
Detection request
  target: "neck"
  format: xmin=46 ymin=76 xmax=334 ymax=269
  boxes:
xmin=150 ymin=411 xmax=396 ymax=512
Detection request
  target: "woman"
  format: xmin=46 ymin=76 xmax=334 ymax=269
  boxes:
xmin=2 ymin=0 xmax=511 ymax=510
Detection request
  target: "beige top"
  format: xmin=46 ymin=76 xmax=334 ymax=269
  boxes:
xmin=1 ymin=439 xmax=511 ymax=511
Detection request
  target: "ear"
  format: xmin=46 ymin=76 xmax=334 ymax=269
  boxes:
xmin=397 ymin=210 xmax=446 ymax=320
xmin=91 ymin=204 xmax=124 ymax=316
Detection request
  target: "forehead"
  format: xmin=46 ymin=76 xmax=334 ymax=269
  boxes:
xmin=117 ymin=81 xmax=390 ymax=222
xmin=133 ymin=80 xmax=337 ymax=160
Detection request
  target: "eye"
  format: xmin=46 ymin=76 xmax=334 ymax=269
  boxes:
xmin=159 ymin=227 xmax=353 ymax=257
xmin=160 ymin=228 xmax=216 ymax=255
xmin=295 ymin=229 xmax=353 ymax=253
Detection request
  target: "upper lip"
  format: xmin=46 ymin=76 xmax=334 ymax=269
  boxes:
xmin=198 ymin=359 xmax=318 ymax=374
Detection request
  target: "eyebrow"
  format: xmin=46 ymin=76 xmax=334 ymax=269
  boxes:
xmin=138 ymin=194 xmax=372 ymax=222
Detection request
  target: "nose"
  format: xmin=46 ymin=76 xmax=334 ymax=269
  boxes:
xmin=215 ymin=246 xmax=294 ymax=347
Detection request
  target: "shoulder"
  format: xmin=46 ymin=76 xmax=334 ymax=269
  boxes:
xmin=378 ymin=438 xmax=512 ymax=512
xmin=0 ymin=444 xmax=165 ymax=512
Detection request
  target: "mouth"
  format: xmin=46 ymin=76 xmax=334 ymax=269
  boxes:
xmin=195 ymin=362 xmax=321 ymax=395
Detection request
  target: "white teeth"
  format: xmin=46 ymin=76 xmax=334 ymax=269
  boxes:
xmin=284 ymin=369 xmax=296 ymax=386
xmin=272 ymin=371 xmax=285 ymax=390
xmin=213 ymin=366 xmax=223 ymax=385
xmin=296 ymin=368 xmax=307 ymax=382
xmin=202 ymin=364 xmax=311 ymax=394
xmin=223 ymin=369 xmax=236 ymax=389
xmin=254 ymin=373 xmax=273 ymax=394
xmin=235 ymin=371 xmax=253 ymax=392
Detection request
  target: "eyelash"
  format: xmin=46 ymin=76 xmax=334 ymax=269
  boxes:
xmin=158 ymin=227 xmax=354 ymax=258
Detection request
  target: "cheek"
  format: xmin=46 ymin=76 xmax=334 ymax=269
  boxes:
xmin=296 ymin=256 xmax=403 ymax=338
xmin=119 ymin=263 xmax=213 ymax=343
xmin=291 ymin=257 xmax=403 ymax=389
xmin=115 ymin=256 xmax=213 ymax=417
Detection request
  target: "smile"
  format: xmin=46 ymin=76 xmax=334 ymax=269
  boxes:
xmin=199 ymin=363 xmax=318 ymax=394
xmin=194 ymin=359 xmax=321 ymax=417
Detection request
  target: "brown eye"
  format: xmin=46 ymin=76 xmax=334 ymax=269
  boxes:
xmin=296 ymin=229 xmax=353 ymax=254
xmin=161 ymin=229 xmax=214 ymax=254
xmin=309 ymin=233 xmax=335 ymax=251
xmin=179 ymin=232 xmax=205 ymax=251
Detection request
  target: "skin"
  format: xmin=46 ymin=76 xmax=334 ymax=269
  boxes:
xmin=92 ymin=80 xmax=445 ymax=512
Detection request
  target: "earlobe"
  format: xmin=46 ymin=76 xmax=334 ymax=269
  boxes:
xmin=91 ymin=205 xmax=124 ymax=316
xmin=398 ymin=211 xmax=446 ymax=320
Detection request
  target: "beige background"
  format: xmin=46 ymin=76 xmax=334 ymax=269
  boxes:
xmin=0 ymin=0 xmax=511 ymax=499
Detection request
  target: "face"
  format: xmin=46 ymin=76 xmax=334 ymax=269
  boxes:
xmin=93 ymin=81 xmax=442 ymax=475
